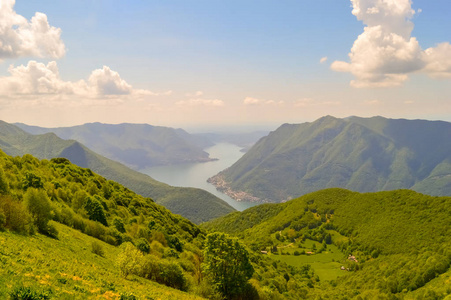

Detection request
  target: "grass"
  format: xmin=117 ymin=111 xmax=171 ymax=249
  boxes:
xmin=272 ymin=239 xmax=346 ymax=281
xmin=0 ymin=223 xmax=205 ymax=300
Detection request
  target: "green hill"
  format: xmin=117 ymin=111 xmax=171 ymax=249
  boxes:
xmin=203 ymin=188 xmax=451 ymax=299
xmin=210 ymin=116 xmax=451 ymax=202
xmin=0 ymin=121 xmax=235 ymax=223
xmin=0 ymin=150 xmax=333 ymax=300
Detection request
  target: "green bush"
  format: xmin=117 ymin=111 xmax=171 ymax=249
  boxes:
xmin=24 ymin=188 xmax=52 ymax=234
xmin=9 ymin=286 xmax=51 ymax=300
xmin=45 ymin=222 xmax=59 ymax=239
xmin=91 ymin=241 xmax=105 ymax=257
xmin=0 ymin=208 xmax=5 ymax=231
xmin=136 ymin=238 xmax=150 ymax=254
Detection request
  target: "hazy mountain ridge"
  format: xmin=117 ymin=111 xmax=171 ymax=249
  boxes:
xmin=15 ymin=122 xmax=216 ymax=169
xmin=211 ymin=116 xmax=451 ymax=202
xmin=1 ymin=121 xmax=235 ymax=223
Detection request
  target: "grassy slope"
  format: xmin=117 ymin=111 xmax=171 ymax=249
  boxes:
xmin=0 ymin=120 xmax=235 ymax=223
xmin=217 ymin=116 xmax=451 ymax=202
xmin=0 ymin=222 xmax=204 ymax=300
xmin=203 ymin=188 xmax=451 ymax=298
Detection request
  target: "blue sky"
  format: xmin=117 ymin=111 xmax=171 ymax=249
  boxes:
xmin=0 ymin=0 xmax=450 ymax=131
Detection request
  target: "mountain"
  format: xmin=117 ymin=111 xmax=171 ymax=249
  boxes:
xmin=209 ymin=116 xmax=451 ymax=202
xmin=0 ymin=121 xmax=235 ymax=223
xmin=203 ymin=188 xmax=451 ymax=299
xmin=15 ymin=122 xmax=215 ymax=169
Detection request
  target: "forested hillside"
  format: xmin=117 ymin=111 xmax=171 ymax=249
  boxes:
xmin=210 ymin=116 xmax=451 ymax=203
xmin=203 ymin=188 xmax=451 ymax=299
xmin=0 ymin=121 xmax=235 ymax=223
xmin=15 ymin=122 xmax=214 ymax=169
xmin=0 ymin=151 xmax=329 ymax=299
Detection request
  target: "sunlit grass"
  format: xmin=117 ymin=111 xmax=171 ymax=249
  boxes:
xmin=0 ymin=222 xmax=204 ymax=300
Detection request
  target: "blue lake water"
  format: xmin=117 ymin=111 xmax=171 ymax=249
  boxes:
xmin=139 ymin=143 xmax=256 ymax=211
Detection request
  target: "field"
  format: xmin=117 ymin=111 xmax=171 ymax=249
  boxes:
xmin=0 ymin=222 xmax=204 ymax=300
xmin=272 ymin=239 xmax=346 ymax=281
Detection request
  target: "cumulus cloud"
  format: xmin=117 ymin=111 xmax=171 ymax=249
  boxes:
xmin=176 ymin=98 xmax=224 ymax=107
xmin=320 ymin=57 xmax=328 ymax=64
xmin=332 ymin=0 xmax=451 ymax=87
xmin=0 ymin=0 xmax=65 ymax=61
xmin=0 ymin=61 xmax=163 ymax=101
xmin=243 ymin=97 xmax=284 ymax=106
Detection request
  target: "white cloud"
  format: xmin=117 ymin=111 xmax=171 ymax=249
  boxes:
xmin=176 ymin=98 xmax=224 ymax=107
xmin=320 ymin=57 xmax=328 ymax=64
xmin=0 ymin=61 xmax=163 ymax=102
xmin=243 ymin=97 xmax=284 ymax=106
xmin=332 ymin=0 xmax=451 ymax=88
xmin=88 ymin=66 xmax=132 ymax=95
xmin=0 ymin=0 xmax=65 ymax=61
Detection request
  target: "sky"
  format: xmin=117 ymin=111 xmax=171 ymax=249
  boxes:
xmin=0 ymin=0 xmax=450 ymax=131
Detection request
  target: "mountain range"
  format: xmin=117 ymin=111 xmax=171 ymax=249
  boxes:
xmin=210 ymin=116 xmax=451 ymax=202
xmin=15 ymin=122 xmax=214 ymax=169
xmin=0 ymin=120 xmax=234 ymax=223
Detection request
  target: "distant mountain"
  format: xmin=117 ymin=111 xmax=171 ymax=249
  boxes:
xmin=209 ymin=116 xmax=451 ymax=202
xmin=0 ymin=121 xmax=235 ymax=223
xmin=15 ymin=122 xmax=215 ymax=169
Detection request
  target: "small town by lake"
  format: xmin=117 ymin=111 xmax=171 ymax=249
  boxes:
xmin=139 ymin=143 xmax=256 ymax=211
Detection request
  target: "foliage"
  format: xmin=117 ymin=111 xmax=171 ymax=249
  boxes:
xmin=2 ymin=120 xmax=234 ymax=223
xmin=24 ymin=188 xmax=53 ymax=235
xmin=9 ymin=286 xmax=51 ymax=300
xmin=203 ymin=232 xmax=254 ymax=299
xmin=204 ymin=188 xmax=451 ymax=299
xmin=91 ymin=240 xmax=105 ymax=257
xmin=216 ymin=115 xmax=451 ymax=202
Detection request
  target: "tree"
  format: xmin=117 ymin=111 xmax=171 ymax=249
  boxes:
xmin=84 ymin=196 xmax=107 ymax=226
xmin=203 ymin=232 xmax=254 ymax=299
xmin=24 ymin=188 xmax=52 ymax=234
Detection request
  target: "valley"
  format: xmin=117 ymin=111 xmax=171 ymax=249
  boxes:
xmin=140 ymin=143 xmax=256 ymax=211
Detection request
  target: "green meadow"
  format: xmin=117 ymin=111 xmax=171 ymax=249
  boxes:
xmin=0 ymin=222 xmax=204 ymax=300
xmin=273 ymin=239 xmax=345 ymax=281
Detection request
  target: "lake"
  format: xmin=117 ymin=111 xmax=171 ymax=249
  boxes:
xmin=139 ymin=143 xmax=257 ymax=211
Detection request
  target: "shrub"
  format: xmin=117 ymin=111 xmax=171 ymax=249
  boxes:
xmin=136 ymin=238 xmax=150 ymax=254
xmin=117 ymin=243 xmax=143 ymax=278
xmin=9 ymin=286 xmax=51 ymax=300
xmin=0 ymin=208 xmax=5 ymax=231
xmin=91 ymin=241 xmax=105 ymax=257
xmin=119 ymin=292 xmax=137 ymax=300
xmin=158 ymin=260 xmax=188 ymax=291
xmin=45 ymin=222 xmax=59 ymax=239
xmin=24 ymin=188 xmax=52 ymax=234
xmin=0 ymin=195 xmax=33 ymax=234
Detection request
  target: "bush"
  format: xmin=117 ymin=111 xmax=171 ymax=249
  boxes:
xmin=24 ymin=188 xmax=52 ymax=234
xmin=117 ymin=243 xmax=143 ymax=278
xmin=136 ymin=238 xmax=150 ymax=254
xmin=158 ymin=260 xmax=188 ymax=291
xmin=9 ymin=286 xmax=51 ymax=300
xmin=0 ymin=196 xmax=33 ymax=234
xmin=91 ymin=241 xmax=105 ymax=257
xmin=140 ymin=255 xmax=188 ymax=291
xmin=45 ymin=222 xmax=59 ymax=239
xmin=0 ymin=208 xmax=5 ymax=231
